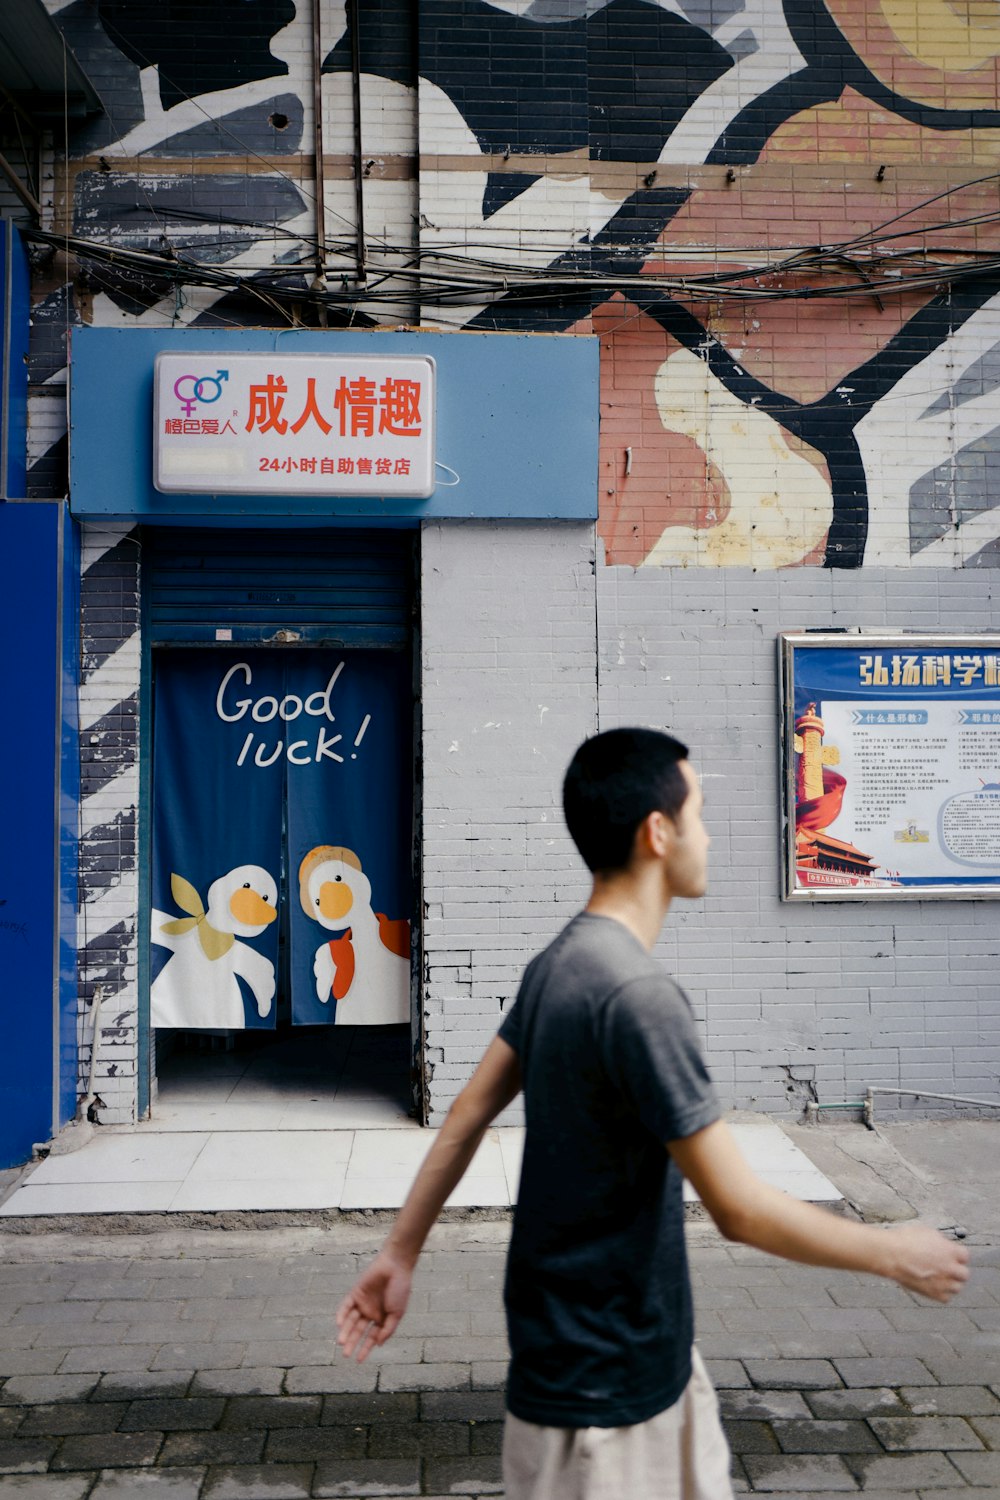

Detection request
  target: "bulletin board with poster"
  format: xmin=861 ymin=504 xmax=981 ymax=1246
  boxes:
xmin=779 ymin=633 xmax=1000 ymax=901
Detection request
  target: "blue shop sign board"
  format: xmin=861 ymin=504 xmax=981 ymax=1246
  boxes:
xmin=70 ymin=328 xmax=598 ymax=523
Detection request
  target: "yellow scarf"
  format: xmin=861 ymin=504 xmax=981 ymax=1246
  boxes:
xmin=159 ymin=873 xmax=236 ymax=960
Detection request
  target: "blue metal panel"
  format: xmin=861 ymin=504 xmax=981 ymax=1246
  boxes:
xmin=0 ymin=503 xmax=60 ymax=1166
xmin=69 ymin=328 xmax=599 ymax=524
xmin=58 ymin=515 xmax=81 ymax=1127
xmin=0 ymin=224 xmax=30 ymax=499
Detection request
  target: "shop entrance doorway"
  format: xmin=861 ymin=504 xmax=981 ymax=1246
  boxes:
xmin=147 ymin=646 xmax=416 ymax=1127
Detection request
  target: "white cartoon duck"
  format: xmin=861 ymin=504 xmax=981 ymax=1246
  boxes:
xmin=150 ymin=864 xmax=278 ymax=1029
xmin=298 ymin=845 xmax=409 ymax=1025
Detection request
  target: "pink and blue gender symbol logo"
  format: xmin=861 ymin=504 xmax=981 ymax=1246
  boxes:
xmin=173 ymin=369 xmax=230 ymax=417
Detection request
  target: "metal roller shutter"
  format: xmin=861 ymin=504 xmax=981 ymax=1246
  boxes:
xmin=144 ymin=528 xmax=415 ymax=647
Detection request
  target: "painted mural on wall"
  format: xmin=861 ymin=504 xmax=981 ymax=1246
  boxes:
xmin=26 ymin=0 xmax=1000 ymax=1121
xmin=35 ymin=0 xmax=1000 ymax=571
xmin=150 ymin=650 xmax=412 ymax=1029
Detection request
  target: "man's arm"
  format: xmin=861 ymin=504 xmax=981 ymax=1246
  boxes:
xmin=336 ymin=1034 xmax=522 ymax=1361
xmin=670 ymin=1119 xmax=969 ymax=1303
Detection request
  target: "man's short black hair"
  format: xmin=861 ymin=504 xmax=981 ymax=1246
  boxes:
xmin=562 ymin=727 xmax=690 ymax=874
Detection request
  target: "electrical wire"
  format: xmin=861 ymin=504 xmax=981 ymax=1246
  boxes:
xmin=34 ymin=53 xmax=1000 ymax=323
xmin=50 ymin=0 xmax=1000 ymax=317
xmin=27 ymin=220 xmax=1000 ymax=317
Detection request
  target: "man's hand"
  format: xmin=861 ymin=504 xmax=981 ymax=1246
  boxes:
xmin=669 ymin=1119 xmax=973 ymax=1301
xmin=335 ymin=1037 xmax=521 ymax=1364
xmin=884 ymin=1222 xmax=970 ymax=1303
xmin=336 ymin=1249 xmax=414 ymax=1362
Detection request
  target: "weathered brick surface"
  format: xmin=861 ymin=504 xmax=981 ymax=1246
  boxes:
xmin=27 ymin=0 xmax=1000 ymax=1135
xmin=597 ymin=565 xmax=1000 ymax=1115
xmin=74 ymin=526 xmax=142 ymax=1127
xmin=773 ymin=1417 xmax=881 ymax=1454
xmin=50 ymin=1432 xmax=163 ymax=1470
xmin=312 ymin=1457 xmax=420 ymax=1496
xmin=0 ymin=1220 xmax=997 ymax=1494
xmin=420 ymin=521 xmax=597 ymax=1122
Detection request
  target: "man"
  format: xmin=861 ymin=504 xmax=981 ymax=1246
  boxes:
xmin=337 ymin=728 xmax=969 ymax=1499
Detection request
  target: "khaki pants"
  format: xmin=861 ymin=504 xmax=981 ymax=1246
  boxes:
xmin=502 ymin=1349 xmax=734 ymax=1500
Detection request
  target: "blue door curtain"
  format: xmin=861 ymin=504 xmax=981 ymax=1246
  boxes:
xmin=150 ymin=650 xmax=412 ymax=1030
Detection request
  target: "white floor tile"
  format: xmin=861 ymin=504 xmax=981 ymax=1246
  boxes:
xmin=226 ymin=1080 xmax=319 ymax=1104
xmin=153 ymin=1087 xmax=241 ymax=1106
xmin=443 ymin=1175 xmax=511 ymax=1208
xmin=734 ymin=1120 xmax=808 ymax=1166
xmin=2 ymin=1074 xmax=840 ymax=1216
xmin=185 ymin=1131 xmax=354 ymax=1183
xmin=280 ymin=1099 xmax=412 ymax=1129
xmin=682 ymin=1120 xmax=840 ymax=1206
xmin=498 ymin=1128 xmax=524 ymax=1200
xmin=466 ymin=1133 xmax=506 ymax=1179
xmin=755 ymin=1168 xmax=842 ymax=1201
xmin=0 ymin=1181 xmax=182 ymax=1215
xmin=333 ymin=1084 xmax=410 ymax=1103
xmin=346 ymin=1130 xmax=436 ymax=1171
xmin=352 ymin=1128 xmax=503 ymax=1176
xmin=339 ymin=1174 xmax=422 ymax=1209
xmin=146 ymin=1105 xmax=284 ymax=1133
xmin=278 ymin=1103 xmax=416 ymax=1130
xmin=169 ymin=1174 xmax=348 ymax=1212
xmin=158 ymin=1056 xmax=245 ymax=1074
xmin=26 ymin=1133 xmax=209 ymax=1185
xmin=340 ymin=1134 xmax=508 ymax=1209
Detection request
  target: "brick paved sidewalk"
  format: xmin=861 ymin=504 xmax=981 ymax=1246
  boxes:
xmin=0 ymin=1220 xmax=997 ymax=1497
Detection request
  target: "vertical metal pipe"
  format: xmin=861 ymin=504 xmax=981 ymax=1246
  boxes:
xmin=348 ymin=0 xmax=367 ymax=285
xmin=311 ymin=0 xmax=328 ymax=319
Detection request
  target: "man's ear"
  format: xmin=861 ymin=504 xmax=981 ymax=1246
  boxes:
xmin=640 ymin=809 xmax=674 ymax=859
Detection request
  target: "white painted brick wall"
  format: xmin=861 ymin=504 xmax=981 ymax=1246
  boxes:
xmin=419 ymin=520 xmax=598 ymax=1123
xmin=77 ymin=524 xmax=141 ymax=1126
xmin=598 ymin=562 xmax=1000 ymax=1117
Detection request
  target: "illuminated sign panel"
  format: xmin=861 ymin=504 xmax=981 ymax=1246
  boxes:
xmin=153 ymin=353 xmax=436 ymax=498
xmin=71 ymin=328 xmax=598 ymax=523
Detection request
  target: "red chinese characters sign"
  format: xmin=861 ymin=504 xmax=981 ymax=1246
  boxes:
xmin=153 ymin=353 xmax=435 ymax=498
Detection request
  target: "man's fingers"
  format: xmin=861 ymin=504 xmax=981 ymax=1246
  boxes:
xmin=334 ymin=1255 xmax=413 ymax=1360
xmin=354 ymin=1322 xmax=380 ymax=1362
xmin=375 ymin=1314 xmax=400 ymax=1346
xmin=337 ymin=1304 xmax=372 ymax=1358
xmin=336 ymin=1300 xmax=397 ymax=1363
xmin=352 ymin=1313 xmax=402 ymax=1362
xmin=921 ymin=1244 xmax=971 ymax=1303
xmin=335 ymin=1299 xmax=362 ymax=1337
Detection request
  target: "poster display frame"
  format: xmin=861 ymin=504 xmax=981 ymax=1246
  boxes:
xmin=779 ymin=631 xmax=1000 ymax=903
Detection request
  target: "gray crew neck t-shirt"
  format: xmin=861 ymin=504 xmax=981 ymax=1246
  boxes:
xmin=498 ymin=912 xmax=720 ymax=1429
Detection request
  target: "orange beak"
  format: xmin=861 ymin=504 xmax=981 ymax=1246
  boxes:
xmin=229 ymin=888 xmax=277 ymax=926
xmin=319 ymin=880 xmax=353 ymax=921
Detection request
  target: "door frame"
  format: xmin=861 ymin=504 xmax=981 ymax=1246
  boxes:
xmin=137 ymin=527 xmax=424 ymax=1123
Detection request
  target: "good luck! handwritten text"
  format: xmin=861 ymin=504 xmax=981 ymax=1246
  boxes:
xmin=215 ymin=661 xmax=371 ymax=767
